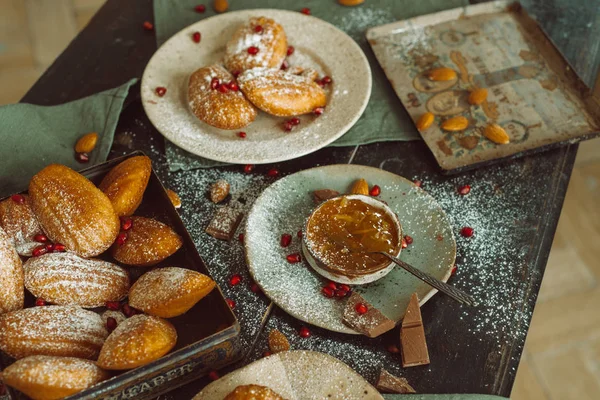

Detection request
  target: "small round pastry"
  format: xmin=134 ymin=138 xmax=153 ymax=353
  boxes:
xmin=0 ymin=194 xmax=44 ymax=256
xmin=224 ymin=17 xmax=287 ymax=73
xmin=99 ymin=156 xmax=152 ymax=217
xmin=224 ymin=384 xmax=285 ymax=400
xmin=238 ymin=68 xmax=327 ymax=117
xmin=29 ymin=164 xmax=120 ymax=258
xmin=1 ymin=355 xmax=110 ymax=400
xmin=0 ymin=306 xmax=108 ymax=360
xmin=129 ymin=267 xmax=216 ymax=318
xmin=188 ymin=64 xmax=257 ymax=130
xmin=24 ymin=252 xmax=130 ymax=308
xmin=0 ymin=226 xmax=24 ymax=314
xmin=97 ymin=314 xmax=177 ymax=370
xmin=110 ymin=216 xmax=183 ymax=267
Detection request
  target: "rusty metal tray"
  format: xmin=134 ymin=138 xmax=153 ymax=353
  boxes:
xmin=0 ymin=152 xmax=241 ymax=400
xmin=366 ymin=1 xmax=600 ymax=173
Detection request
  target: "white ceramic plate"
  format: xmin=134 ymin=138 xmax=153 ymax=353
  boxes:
xmin=245 ymin=165 xmax=456 ymax=334
xmin=194 ymin=350 xmax=383 ymax=400
xmin=141 ymin=9 xmax=371 ymax=164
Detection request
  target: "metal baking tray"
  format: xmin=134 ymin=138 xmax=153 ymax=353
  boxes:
xmin=367 ymin=1 xmax=600 ymax=173
xmin=0 ymin=152 xmax=241 ymax=400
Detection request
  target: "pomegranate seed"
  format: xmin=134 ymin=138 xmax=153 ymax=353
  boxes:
xmin=45 ymin=243 xmax=55 ymax=252
xmin=387 ymin=344 xmax=400 ymax=354
xmin=326 ymin=281 xmax=337 ymax=291
xmin=313 ymin=107 xmax=324 ymax=116
xmin=232 ymin=70 xmax=241 ymax=79
xmin=404 ymin=235 xmax=413 ymax=245
xmin=54 ymin=243 xmax=66 ymax=252
xmin=218 ymin=84 xmax=229 ymax=93
xmin=451 ymin=265 xmax=458 ymax=275
xmin=106 ymin=301 xmax=121 ymax=311
xmin=321 ymin=76 xmax=332 ymax=85
xmin=339 ymin=284 xmax=351 ymax=293
xmin=122 ymin=304 xmax=136 ymax=317
xmin=106 ymin=317 xmax=118 ymax=333
xmin=280 ymin=60 xmax=289 ymax=70
xmin=355 ymin=303 xmax=368 ymax=314
xmin=290 ymin=117 xmax=300 ymax=126
xmin=247 ymin=46 xmax=259 ymax=55
xmin=297 ymin=230 xmax=302 ymax=238
xmin=226 ymin=298 xmax=236 ymax=309
xmin=286 ymin=253 xmax=301 ymax=263
xmin=251 ymin=283 xmax=261 ymax=293
xmin=263 ymin=351 xmax=272 ymax=357
xmin=229 ymin=274 xmax=242 ymax=286
xmin=267 ymin=168 xmax=279 ymax=177
xmin=194 ymin=4 xmax=206 ymax=13
xmin=244 ymin=164 xmax=254 ymax=173
xmin=413 ymin=179 xmax=422 ymax=187
xmin=300 ymin=8 xmax=310 ymax=15
xmin=370 ymin=185 xmax=381 ymax=196
xmin=192 ymin=31 xmax=201 ymax=43
xmin=460 ymin=227 xmax=474 ymax=237
xmin=120 ymin=216 xmax=133 ymax=231
xmin=210 ymin=77 xmax=220 ymax=90
xmin=401 ymin=238 xmax=408 ymax=249
xmin=335 ymin=289 xmax=348 ymax=298
xmin=116 ymin=232 xmax=128 ymax=245
xmin=287 ymin=46 xmax=295 ymax=56
xmin=35 ymin=298 xmax=46 ymax=306
xmin=143 ymin=21 xmax=154 ymax=31
xmin=238 ymin=131 xmax=247 ymax=138
xmin=228 ymin=81 xmax=239 ymax=91
xmin=283 ymin=121 xmax=294 ymax=132
xmin=208 ymin=370 xmax=220 ymax=381
xmin=458 ymin=185 xmax=471 ymax=195
xmin=33 ymin=234 xmax=48 ymax=243
xmin=156 ymin=86 xmax=167 ymax=96
xmin=280 ymin=233 xmax=292 ymax=247
xmin=32 ymin=245 xmax=48 ymax=257
xmin=299 ymin=326 xmax=311 ymax=338
xmin=322 ymin=286 xmax=334 ymax=298
xmin=75 ymin=153 xmax=89 ymax=163
xmin=238 ymin=233 xmax=245 ymax=242
xmin=10 ymin=194 xmax=25 ymax=204
xmin=254 ymin=25 xmax=263 ymax=33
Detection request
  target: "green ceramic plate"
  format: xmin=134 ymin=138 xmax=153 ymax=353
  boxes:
xmin=245 ymin=165 xmax=456 ymax=334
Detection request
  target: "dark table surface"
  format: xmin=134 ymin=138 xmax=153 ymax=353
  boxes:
xmin=19 ymin=0 xmax=600 ymax=398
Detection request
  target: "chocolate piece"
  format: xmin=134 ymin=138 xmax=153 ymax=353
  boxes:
xmin=205 ymin=207 xmax=243 ymax=241
xmin=376 ymin=369 xmax=416 ymax=394
xmin=342 ymin=292 xmax=395 ymax=338
xmin=400 ymin=293 xmax=430 ymax=367
xmin=312 ymin=189 xmax=340 ymax=203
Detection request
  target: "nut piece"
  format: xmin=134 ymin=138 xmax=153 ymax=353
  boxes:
xmin=268 ymin=329 xmax=290 ymax=353
xmin=166 ymin=189 xmax=182 ymax=209
xmin=426 ymin=67 xmax=457 ymax=81
xmin=74 ymin=132 xmax=98 ymax=153
xmin=416 ymin=112 xmax=434 ymax=131
xmin=350 ymin=179 xmax=369 ymax=195
xmin=483 ymin=123 xmax=510 ymax=144
xmin=210 ymin=180 xmax=230 ymax=203
xmin=441 ymin=116 xmax=468 ymax=132
xmin=468 ymin=88 xmax=488 ymax=105
xmin=214 ymin=0 xmax=228 ymax=13
xmin=339 ymin=0 xmax=365 ymax=5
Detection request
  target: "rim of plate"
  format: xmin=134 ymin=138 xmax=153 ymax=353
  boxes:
xmin=141 ymin=9 xmax=372 ymax=165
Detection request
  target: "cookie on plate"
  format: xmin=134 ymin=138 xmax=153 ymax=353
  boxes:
xmin=98 ymin=156 xmax=152 ymax=217
xmin=0 ymin=226 xmax=24 ymax=314
xmin=0 ymin=194 xmax=44 ymax=256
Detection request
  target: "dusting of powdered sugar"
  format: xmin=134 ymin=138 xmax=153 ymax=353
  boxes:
xmin=0 ymin=226 xmax=23 ymax=314
xmin=0 ymin=194 xmax=44 ymax=257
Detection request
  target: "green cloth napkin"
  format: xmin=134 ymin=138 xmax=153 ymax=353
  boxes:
xmin=383 ymin=395 xmax=507 ymax=400
xmin=153 ymin=0 xmax=468 ymax=171
xmin=0 ymin=79 xmax=137 ymax=198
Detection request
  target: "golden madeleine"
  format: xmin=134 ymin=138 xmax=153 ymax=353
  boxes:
xmin=99 ymin=156 xmax=152 ymax=217
xmin=0 ymin=226 xmax=24 ymax=314
xmin=0 ymin=194 xmax=43 ymax=256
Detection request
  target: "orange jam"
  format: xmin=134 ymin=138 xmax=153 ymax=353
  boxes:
xmin=306 ymin=197 xmax=400 ymax=275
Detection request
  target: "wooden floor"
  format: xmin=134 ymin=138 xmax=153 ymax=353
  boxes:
xmin=1 ymin=1 xmax=600 ymax=398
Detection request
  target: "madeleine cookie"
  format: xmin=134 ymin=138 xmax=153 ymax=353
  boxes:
xmin=1 ymin=355 xmax=109 ymax=400
xmin=97 ymin=314 xmax=177 ymax=370
xmin=224 ymin=17 xmax=287 ymax=73
xmin=24 ymin=253 xmax=130 ymax=308
xmin=224 ymin=385 xmax=286 ymax=400
xmin=29 ymin=164 xmax=120 ymax=258
xmin=129 ymin=267 xmax=216 ymax=318
xmin=99 ymin=156 xmax=152 ymax=217
xmin=110 ymin=216 xmax=182 ymax=267
xmin=188 ymin=64 xmax=257 ymax=130
xmin=238 ymin=68 xmax=327 ymax=116
xmin=0 ymin=194 xmax=43 ymax=256
xmin=0 ymin=226 xmax=24 ymax=314
xmin=0 ymin=306 xmax=108 ymax=360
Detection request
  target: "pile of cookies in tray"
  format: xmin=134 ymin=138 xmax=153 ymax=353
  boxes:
xmin=0 ymin=156 xmax=216 ymax=400
xmin=184 ymin=16 xmax=330 ymax=131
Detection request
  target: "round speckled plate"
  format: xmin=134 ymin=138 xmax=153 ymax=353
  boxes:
xmin=141 ymin=10 xmax=371 ymax=165
xmin=194 ymin=350 xmax=383 ymax=400
xmin=245 ymin=165 xmax=456 ymax=334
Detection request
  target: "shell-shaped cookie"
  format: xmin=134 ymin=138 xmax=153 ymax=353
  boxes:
xmin=29 ymin=164 xmax=120 ymax=258
xmin=1 ymin=355 xmax=109 ymax=400
xmin=24 ymin=253 xmax=130 ymax=308
xmin=129 ymin=267 xmax=216 ymax=318
xmin=98 ymin=156 xmax=152 ymax=217
xmin=188 ymin=64 xmax=257 ymax=130
xmin=97 ymin=314 xmax=177 ymax=370
xmin=0 ymin=226 xmax=24 ymax=314
xmin=0 ymin=194 xmax=43 ymax=256
xmin=0 ymin=306 xmax=108 ymax=360
xmin=110 ymin=216 xmax=182 ymax=267
xmin=224 ymin=17 xmax=287 ymax=73
xmin=238 ymin=68 xmax=327 ymax=116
